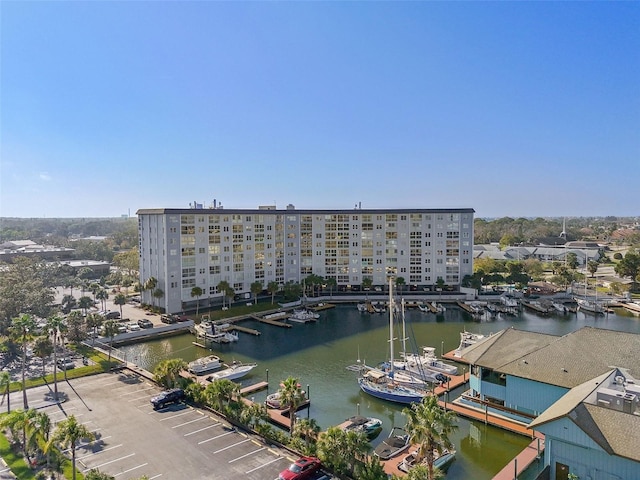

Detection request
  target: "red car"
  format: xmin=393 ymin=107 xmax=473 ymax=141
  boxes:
xmin=278 ymin=456 xmax=321 ymax=480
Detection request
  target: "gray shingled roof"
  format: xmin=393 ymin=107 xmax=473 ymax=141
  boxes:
xmin=530 ymin=370 xmax=640 ymax=462
xmin=500 ymin=327 xmax=640 ymax=388
xmin=459 ymin=328 xmax=557 ymax=370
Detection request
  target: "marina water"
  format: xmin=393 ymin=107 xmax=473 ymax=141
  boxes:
xmin=120 ymin=304 xmax=640 ymax=479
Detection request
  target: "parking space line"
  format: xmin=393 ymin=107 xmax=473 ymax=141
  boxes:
xmin=245 ymin=456 xmax=287 ymax=474
xmin=158 ymin=410 xmax=192 ymax=421
xmin=228 ymin=446 xmax=266 ymax=463
xmin=119 ymin=387 xmax=155 ymax=397
xmin=82 ymin=453 xmax=135 ymax=472
xmin=197 ymin=430 xmax=234 ymax=445
xmin=212 ymin=438 xmax=250 ymax=454
xmin=128 ymin=394 xmax=155 ymax=402
xmin=184 ymin=423 xmax=220 ymax=436
xmin=77 ymin=444 xmax=123 ymax=460
xmin=148 ymin=474 xmax=163 ymax=479
xmin=113 ymin=462 xmax=148 ymax=477
xmin=172 ymin=416 xmax=207 ymax=428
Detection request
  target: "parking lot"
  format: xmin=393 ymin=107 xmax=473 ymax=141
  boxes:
xmin=17 ymin=372 xmax=298 ymax=479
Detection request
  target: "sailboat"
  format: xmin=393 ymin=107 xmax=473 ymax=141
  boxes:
xmin=357 ymin=278 xmax=427 ymax=404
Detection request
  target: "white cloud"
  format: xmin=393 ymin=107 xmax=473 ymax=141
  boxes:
xmin=39 ymin=172 xmax=52 ymax=181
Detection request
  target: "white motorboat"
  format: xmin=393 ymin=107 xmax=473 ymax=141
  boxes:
xmin=265 ymin=388 xmax=307 ymax=409
xmin=206 ymin=361 xmax=257 ymax=382
xmin=402 ymin=346 xmax=458 ymax=377
xmin=576 ymin=298 xmax=605 ymax=314
xmin=357 ymin=303 xmax=368 ymax=313
xmin=193 ymin=321 xmax=239 ymax=343
xmin=289 ymin=309 xmax=320 ymax=323
xmin=340 ymin=415 xmax=383 ymax=439
xmin=188 ymin=354 xmax=223 ymax=375
xmin=454 ymin=330 xmax=485 ymax=357
xmin=373 ymin=427 xmax=411 ymax=460
xmin=398 ymin=446 xmax=456 ymax=473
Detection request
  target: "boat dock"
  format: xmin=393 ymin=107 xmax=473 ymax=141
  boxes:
xmin=442 ymin=349 xmax=471 ymax=364
xmin=226 ymin=324 xmax=261 ymax=336
xmin=622 ymin=302 xmax=640 ymax=314
xmin=434 ymin=371 xmax=468 ymax=395
xmin=250 ymin=314 xmax=292 ymax=328
xmin=456 ymin=301 xmax=475 ymax=314
xmin=240 ymin=381 xmax=268 ymax=396
xmin=309 ymin=303 xmax=335 ymax=311
xmin=491 ymin=434 xmax=545 ymax=480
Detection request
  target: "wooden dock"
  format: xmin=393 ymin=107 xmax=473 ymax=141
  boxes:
xmin=492 ymin=434 xmax=545 ymax=480
xmin=240 ymin=381 xmax=268 ymax=396
xmin=442 ymin=349 xmax=471 ymax=364
xmin=309 ymin=303 xmax=335 ymax=311
xmin=226 ymin=325 xmax=261 ymax=336
xmin=622 ymin=302 xmax=640 ymax=314
xmin=456 ymin=301 xmax=475 ymax=314
xmin=250 ymin=315 xmax=292 ymax=328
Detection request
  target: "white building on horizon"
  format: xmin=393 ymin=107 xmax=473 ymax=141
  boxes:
xmin=137 ymin=206 xmax=475 ymax=314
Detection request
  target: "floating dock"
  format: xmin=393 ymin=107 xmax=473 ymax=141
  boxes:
xmin=226 ymin=325 xmax=261 ymax=336
xmin=250 ymin=314 xmax=292 ymax=328
xmin=309 ymin=303 xmax=335 ymax=311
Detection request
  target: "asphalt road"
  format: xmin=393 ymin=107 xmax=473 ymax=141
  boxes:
xmin=11 ymin=372 xmax=298 ymax=480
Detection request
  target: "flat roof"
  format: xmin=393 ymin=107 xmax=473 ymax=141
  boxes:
xmin=137 ymin=207 xmax=475 ymax=215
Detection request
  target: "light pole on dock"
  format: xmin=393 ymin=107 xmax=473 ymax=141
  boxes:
xmin=307 ymin=384 xmax=310 ymax=419
xmin=266 ymin=369 xmax=269 ymax=395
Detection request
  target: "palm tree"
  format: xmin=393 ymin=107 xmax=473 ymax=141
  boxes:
xmin=217 ymin=281 xmax=230 ymax=309
xmin=102 ymin=320 xmax=120 ymax=369
xmin=78 ymin=295 xmax=94 ymax=315
xmin=152 ymin=288 xmax=164 ymax=312
xmin=240 ymin=402 xmax=269 ymax=431
xmin=31 ymin=410 xmax=52 ymax=469
xmin=0 ymin=371 xmax=11 ymax=413
xmin=325 ymin=277 xmax=337 ymax=298
xmin=33 ymin=336 xmax=53 ymax=377
xmin=293 ymin=417 xmax=320 ymax=451
xmin=402 ymin=395 xmax=458 ymax=480
xmin=279 ymin=376 xmax=306 ymax=434
xmin=153 ymin=358 xmax=187 ymax=389
xmin=267 ymin=281 xmax=279 ymax=305
xmin=10 ymin=314 xmax=37 ymax=410
xmin=191 ymin=286 xmax=203 ymax=317
xmin=85 ymin=312 xmax=103 ymax=346
xmin=0 ymin=408 xmax=38 ymax=460
xmin=316 ymin=426 xmax=368 ymax=476
xmin=60 ymin=294 xmax=77 ymax=314
xmin=46 ymin=315 xmax=66 ymax=399
xmin=96 ymin=289 xmax=109 ymax=311
xmin=113 ymin=292 xmax=127 ymax=318
xmin=51 ymin=414 xmax=95 ymax=480
xmin=250 ymin=281 xmax=262 ymax=305
xmin=143 ymin=277 xmax=158 ymax=308
xmin=88 ymin=282 xmax=101 ymax=304
xmin=205 ymin=379 xmax=239 ymax=413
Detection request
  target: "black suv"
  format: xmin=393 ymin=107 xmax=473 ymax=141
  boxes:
xmin=150 ymin=388 xmax=185 ymax=409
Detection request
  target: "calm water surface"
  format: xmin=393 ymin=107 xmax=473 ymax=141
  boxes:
xmin=120 ymin=304 xmax=640 ymax=479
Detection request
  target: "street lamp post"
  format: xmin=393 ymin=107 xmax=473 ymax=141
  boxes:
xmin=266 ymin=369 xmax=269 ymax=395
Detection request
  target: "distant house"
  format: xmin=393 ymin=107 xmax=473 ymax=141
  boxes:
xmin=458 ymin=327 xmax=640 ymax=479
xmin=60 ymin=260 xmax=111 ymax=278
xmin=473 ymin=244 xmax=602 ymax=266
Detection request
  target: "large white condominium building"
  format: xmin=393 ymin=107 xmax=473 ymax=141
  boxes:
xmin=137 ymin=206 xmax=475 ymax=314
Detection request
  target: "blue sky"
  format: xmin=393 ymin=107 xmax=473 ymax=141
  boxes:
xmin=1 ymin=1 xmax=639 ymax=219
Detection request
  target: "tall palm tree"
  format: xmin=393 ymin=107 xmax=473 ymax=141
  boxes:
xmin=267 ymin=281 xmax=279 ymax=305
xmin=51 ymin=414 xmax=95 ymax=480
xmin=0 ymin=408 xmax=38 ymax=460
xmin=10 ymin=314 xmax=37 ymax=410
xmin=0 ymin=371 xmax=11 ymax=413
xmin=217 ymin=281 xmax=230 ymax=309
xmin=102 ymin=320 xmax=120 ymax=369
xmin=152 ymin=288 xmax=164 ymax=312
xmin=85 ymin=312 xmax=103 ymax=345
xmin=96 ymin=289 xmax=109 ymax=311
xmin=33 ymin=336 xmax=53 ymax=377
xmin=279 ymin=377 xmax=306 ymax=434
xmin=143 ymin=277 xmax=158 ymax=308
xmin=293 ymin=417 xmax=320 ymax=451
xmin=402 ymin=395 xmax=458 ymax=480
xmin=78 ymin=295 xmax=94 ymax=315
xmin=250 ymin=281 xmax=262 ymax=305
xmin=113 ymin=293 xmax=127 ymax=318
xmin=46 ymin=315 xmax=67 ymax=400
xmin=191 ymin=286 xmax=203 ymax=317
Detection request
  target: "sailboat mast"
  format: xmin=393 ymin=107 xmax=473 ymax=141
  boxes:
xmin=389 ymin=276 xmax=394 ymax=375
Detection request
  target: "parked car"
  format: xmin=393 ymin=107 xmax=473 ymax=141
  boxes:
xmin=56 ymin=359 xmax=75 ymax=370
xmin=150 ymin=388 xmax=185 ymax=410
xmin=278 ymin=456 xmax=322 ymax=480
xmin=137 ymin=319 xmax=153 ymax=329
xmin=104 ymin=311 xmax=121 ymax=320
xmin=127 ymin=322 xmax=140 ymax=332
xmin=160 ymin=314 xmax=176 ymax=324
